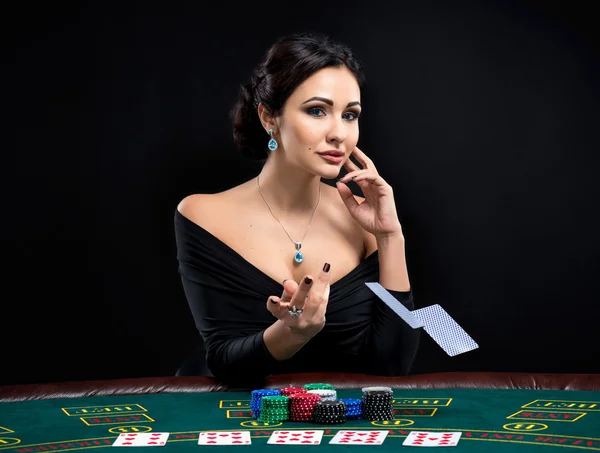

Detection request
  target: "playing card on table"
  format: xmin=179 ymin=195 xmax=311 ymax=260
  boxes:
xmin=403 ymin=431 xmax=462 ymax=447
xmin=365 ymin=282 xmax=424 ymax=329
xmin=329 ymin=430 xmax=389 ymax=445
xmin=198 ymin=431 xmax=251 ymax=445
xmin=412 ymin=304 xmax=478 ymax=356
xmin=112 ymin=432 xmax=169 ymax=447
xmin=267 ymin=430 xmax=324 ymax=445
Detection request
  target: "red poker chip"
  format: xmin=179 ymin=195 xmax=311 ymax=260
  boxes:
xmin=290 ymin=394 xmax=321 ymax=400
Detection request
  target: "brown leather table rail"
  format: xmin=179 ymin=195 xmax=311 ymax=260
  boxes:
xmin=1 ymin=372 xmax=599 ymax=402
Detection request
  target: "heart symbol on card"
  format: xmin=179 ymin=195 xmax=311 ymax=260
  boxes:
xmin=122 ymin=443 xmax=133 ymax=446
xmin=340 ymin=440 xmax=350 ymax=443
xmin=125 ymin=438 xmax=136 ymax=441
xmin=276 ymin=440 xmax=286 ymax=443
xmin=207 ymin=441 xmax=217 ymax=444
xmin=428 ymin=437 xmax=439 ymax=441
xmin=233 ymin=441 xmax=242 ymax=444
xmin=219 ymin=434 xmax=229 ymax=437
xmin=357 ymin=433 xmax=367 ymax=436
xmin=148 ymin=442 xmax=158 ymax=445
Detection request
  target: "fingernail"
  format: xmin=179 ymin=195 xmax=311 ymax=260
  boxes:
xmin=282 ymin=279 xmax=288 ymax=285
xmin=270 ymin=297 xmax=278 ymax=304
xmin=323 ymin=262 xmax=330 ymax=273
xmin=304 ymin=276 xmax=313 ymax=285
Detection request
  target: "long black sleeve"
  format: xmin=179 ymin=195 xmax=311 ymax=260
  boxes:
xmin=361 ymin=289 xmax=420 ymax=375
xmin=178 ymin=271 xmax=280 ymax=383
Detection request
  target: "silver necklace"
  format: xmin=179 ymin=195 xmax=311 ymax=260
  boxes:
xmin=256 ymin=175 xmax=321 ymax=264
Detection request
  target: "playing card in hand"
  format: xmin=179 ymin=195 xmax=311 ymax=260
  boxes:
xmin=198 ymin=431 xmax=251 ymax=445
xmin=112 ymin=432 xmax=169 ymax=447
xmin=267 ymin=430 xmax=324 ymax=445
xmin=329 ymin=430 xmax=389 ymax=445
xmin=403 ymin=431 xmax=462 ymax=447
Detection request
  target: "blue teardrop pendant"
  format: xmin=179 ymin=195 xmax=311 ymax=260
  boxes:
xmin=294 ymin=242 xmax=303 ymax=263
xmin=268 ymin=138 xmax=278 ymax=151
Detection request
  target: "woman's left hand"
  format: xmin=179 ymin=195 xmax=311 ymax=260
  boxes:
xmin=336 ymin=147 xmax=403 ymax=238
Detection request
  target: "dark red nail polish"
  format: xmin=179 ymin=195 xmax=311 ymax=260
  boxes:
xmin=304 ymin=276 xmax=313 ymax=285
xmin=323 ymin=262 xmax=330 ymax=273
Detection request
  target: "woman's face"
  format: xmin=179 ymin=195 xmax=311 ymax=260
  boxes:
xmin=275 ymin=66 xmax=361 ymax=179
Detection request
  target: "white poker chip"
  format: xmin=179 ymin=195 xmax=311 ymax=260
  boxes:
xmin=307 ymin=389 xmax=337 ymax=400
xmin=361 ymin=386 xmax=393 ymax=394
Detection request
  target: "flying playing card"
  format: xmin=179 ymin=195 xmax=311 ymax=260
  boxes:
xmin=403 ymin=431 xmax=462 ymax=447
xmin=412 ymin=304 xmax=478 ymax=356
xmin=198 ymin=431 xmax=251 ymax=445
xmin=365 ymin=283 xmax=424 ymax=328
xmin=365 ymin=283 xmax=478 ymax=357
xmin=112 ymin=432 xmax=169 ymax=447
xmin=329 ymin=430 xmax=389 ymax=445
xmin=267 ymin=430 xmax=324 ymax=445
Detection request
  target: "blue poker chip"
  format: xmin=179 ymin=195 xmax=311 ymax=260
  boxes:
xmin=250 ymin=389 xmax=281 ymax=419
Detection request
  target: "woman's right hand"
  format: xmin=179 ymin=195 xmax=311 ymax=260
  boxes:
xmin=266 ymin=262 xmax=332 ymax=341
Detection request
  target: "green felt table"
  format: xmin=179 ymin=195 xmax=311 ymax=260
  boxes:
xmin=1 ymin=388 xmax=599 ymax=452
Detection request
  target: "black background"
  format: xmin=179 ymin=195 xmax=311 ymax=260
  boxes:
xmin=2 ymin=0 xmax=598 ymax=385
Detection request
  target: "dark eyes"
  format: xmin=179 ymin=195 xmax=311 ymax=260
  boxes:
xmin=307 ymin=107 xmax=360 ymax=121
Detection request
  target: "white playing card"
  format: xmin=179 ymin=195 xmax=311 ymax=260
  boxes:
xmin=198 ymin=431 xmax=251 ymax=445
xmin=267 ymin=430 xmax=324 ymax=445
xmin=329 ymin=430 xmax=389 ymax=445
xmin=403 ymin=431 xmax=462 ymax=447
xmin=365 ymin=283 xmax=424 ymax=328
xmin=112 ymin=432 xmax=169 ymax=447
xmin=412 ymin=304 xmax=478 ymax=356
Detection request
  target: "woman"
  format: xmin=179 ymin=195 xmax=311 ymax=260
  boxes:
xmin=175 ymin=33 xmax=419 ymax=384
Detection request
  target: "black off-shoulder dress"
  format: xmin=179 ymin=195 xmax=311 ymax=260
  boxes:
xmin=174 ymin=209 xmax=420 ymax=384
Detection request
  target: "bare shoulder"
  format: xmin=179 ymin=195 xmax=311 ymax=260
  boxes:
xmin=176 ymin=181 xmax=254 ymax=231
xmin=322 ymin=184 xmax=378 ymax=257
xmin=176 ymin=193 xmax=222 ymax=234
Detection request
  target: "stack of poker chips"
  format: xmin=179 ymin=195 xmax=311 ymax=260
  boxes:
xmin=250 ymin=389 xmax=281 ymax=419
xmin=361 ymin=387 xmax=394 ymax=421
xmin=257 ymin=395 xmax=290 ymax=423
xmin=306 ymin=389 xmax=337 ymax=401
xmin=288 ymin=392 xmax=322 ymax=422
xmin=312 ymin=400 xmax=347 ymax=425
xmin=339 ymin=398 xmax=363 ymax=420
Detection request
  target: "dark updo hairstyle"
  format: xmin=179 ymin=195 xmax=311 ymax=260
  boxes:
xmin=230 ymin=33 xmax=366 ymax=160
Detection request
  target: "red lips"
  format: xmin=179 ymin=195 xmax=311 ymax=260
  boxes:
xmin=317 ymin=150 xmax=343 ymax=156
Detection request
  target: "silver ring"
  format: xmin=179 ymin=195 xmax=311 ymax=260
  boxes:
xmin=288 ymin=306 xmax=303 ymax=317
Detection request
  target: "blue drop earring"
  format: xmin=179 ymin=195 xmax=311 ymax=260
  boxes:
xmin=268 ymin=128 xmax=278 ymax=151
